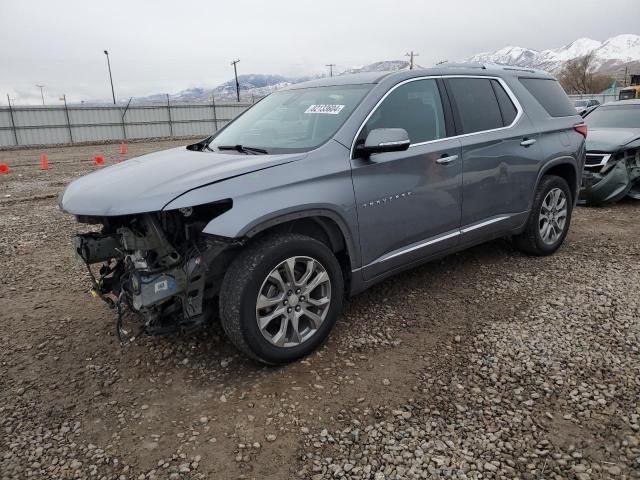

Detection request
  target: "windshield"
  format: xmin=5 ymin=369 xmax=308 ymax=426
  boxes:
xmin=574 ymin=100 xmax=588 ymax=107
xmin=207 ymin=84 xmax=371 ymax=154
xmin=584 ymin=105 xmax=640 ymax=128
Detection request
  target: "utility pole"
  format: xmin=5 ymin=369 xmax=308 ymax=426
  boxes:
xmin=405 ymin=51 xmax=419 ymax=70
xmin=35 ymin=84 xmax=45 ymax=105
xmin=231 ymin=59 xmax=240 ymax=102
xmin=326 ymin=63 xmax=336 ymax=77
xmin=103 ymin=50 xmax=116 ymax=104
xmin=623 ymin=65 xmax=628 ymax=86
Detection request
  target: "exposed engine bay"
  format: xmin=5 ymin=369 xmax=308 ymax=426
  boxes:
xmin=74 ymin=203 xmax=236 ymax=342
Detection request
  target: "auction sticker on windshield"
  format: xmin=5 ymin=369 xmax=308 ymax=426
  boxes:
xmin=304 ymin=104 xmax=345 ymax=114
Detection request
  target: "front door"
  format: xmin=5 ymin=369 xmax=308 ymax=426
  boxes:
xmin=350 ymin=78 xmax=462 ymax=281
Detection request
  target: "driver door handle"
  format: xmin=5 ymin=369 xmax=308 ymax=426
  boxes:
xmin=520 ymin=138 xmax=536 ymax=147
xmin=436 ymin=154 xmax=458 ymax=165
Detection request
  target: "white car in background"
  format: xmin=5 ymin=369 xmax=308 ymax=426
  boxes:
xmin=574 ymin=99 xmax=600 ymax=115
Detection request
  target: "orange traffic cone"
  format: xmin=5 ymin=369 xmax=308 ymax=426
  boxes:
xmin=95 ymin=155 xmax=105 ymax=166
xmin=120 ymin=142 xmax=127 ymax=155
xmin=41 ymin=153 xmax=49 ymax=170
xmin=0 ymin=163 xmax=9 ymax=174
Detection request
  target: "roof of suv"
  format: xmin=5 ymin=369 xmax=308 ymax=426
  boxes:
xmin=284 ymin=64 xmax=555 ymax=90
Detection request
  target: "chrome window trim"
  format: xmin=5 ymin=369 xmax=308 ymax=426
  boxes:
xmin=350 ymin=75 xmax=524 ymax=158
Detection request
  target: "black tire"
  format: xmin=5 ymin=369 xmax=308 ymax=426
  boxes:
xmin=219 ymin=233 xmax=344 ymax=364
xmin=514 ymin=175 xmax=573 ymax=256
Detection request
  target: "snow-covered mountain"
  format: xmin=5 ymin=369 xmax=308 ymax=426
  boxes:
xmin=132 ymin=34 xmax=639 ymax=104
xmin=140 ymin=75 xmax=301 ymax=103
xmin=342 ymin=60 xmax=411 ymax=75
xmin=134 ymin=60 xmax=409 ymax=103
xmin=466 ymin=34 xmax=640 ymax=73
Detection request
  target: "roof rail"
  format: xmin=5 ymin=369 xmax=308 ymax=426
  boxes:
xmin=438 ymin=62 xmax=487 ymax=69
xmin=483 ymin=63 xmax=549 ymax=75
xmin=438 ymin=62 xmax=486 ymax=70
xmin=499 ymin=66 xmax=537 ymax=74
xmin=434 ymin=62 xmax=549 ymax=75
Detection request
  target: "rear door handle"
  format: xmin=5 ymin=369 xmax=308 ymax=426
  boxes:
xmin=436 ymin=154 xmax=458 ymax=165
xmin=520 ymin=138 xmax=536 ymax=147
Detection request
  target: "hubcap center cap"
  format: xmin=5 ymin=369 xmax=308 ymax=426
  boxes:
xmin=288 ymin=294 xmax=300 ymax=307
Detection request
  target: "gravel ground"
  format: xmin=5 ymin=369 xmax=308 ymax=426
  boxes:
xmin=1 ymin=140 xmax=639 ymax=480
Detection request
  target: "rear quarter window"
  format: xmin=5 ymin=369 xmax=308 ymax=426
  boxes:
xmin=491 ymin=80 xmax=518 ymax=125
xmin=519 ymin=78 xmax=576 ymax=117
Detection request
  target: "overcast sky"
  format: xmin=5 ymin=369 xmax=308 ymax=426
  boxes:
xmin=1 ymin=0 xmax=638 ymax=104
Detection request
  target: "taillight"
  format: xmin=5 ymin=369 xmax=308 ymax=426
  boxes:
xmin=574 ymin=123 xmax=588 ymax=138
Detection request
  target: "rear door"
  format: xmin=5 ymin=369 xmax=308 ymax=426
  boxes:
xmin=444 ymin=76 xmax=543 ymax=239
xmin=350 ymin=78 xmax=462 ymax=281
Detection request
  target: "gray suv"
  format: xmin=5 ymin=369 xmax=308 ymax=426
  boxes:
xmin=60 ymin=66 xmax=586 ymax=364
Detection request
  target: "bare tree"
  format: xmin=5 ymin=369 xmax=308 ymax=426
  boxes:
xmin=559 ymin=53 xmax=614 ymax=94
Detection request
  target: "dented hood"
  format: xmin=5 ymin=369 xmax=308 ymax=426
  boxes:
xmin=60 ymin=146 xmax=303 ymax=216
xmin=586 ymin=128 xmax=640 ymax=153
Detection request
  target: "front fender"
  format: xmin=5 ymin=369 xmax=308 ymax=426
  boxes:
xmin=579 ymin=161 xmax=631 ymax=205
xmin=230 ymin=206 xmax=361 ymax=269
xmin=163 ymin=142 xmax=362 ymax=268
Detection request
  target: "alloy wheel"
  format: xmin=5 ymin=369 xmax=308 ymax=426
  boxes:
xmin=255 ymin=256 xmax=331 ymax=348
xmin=539 ymin=187 xmax=568 ymax=245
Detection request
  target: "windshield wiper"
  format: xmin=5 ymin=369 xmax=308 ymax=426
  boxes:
xmin=216 ymin=144 xmax=268 ymax=155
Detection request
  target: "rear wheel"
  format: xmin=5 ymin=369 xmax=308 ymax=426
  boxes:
xmin=514 ymin=175 xmax=573 ymax=256
xmin=219 ymin=233 xmax=343 ymax=364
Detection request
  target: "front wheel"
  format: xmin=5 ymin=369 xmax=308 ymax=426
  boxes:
xmin=219 ymin=233 xmax=344 ymax=364
xmin=514 ymin=175 xmax=573 ymax=256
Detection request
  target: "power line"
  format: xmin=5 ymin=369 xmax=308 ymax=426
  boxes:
xmin=435 ymin=60 xmax=448 ymax=66
xmin=231 ymin=59 xmax=241 ymax=102
xmin=326 ymin=63 xmax=336 ymax=77
xmin=405 ymin=51 xmax=419 ymax=70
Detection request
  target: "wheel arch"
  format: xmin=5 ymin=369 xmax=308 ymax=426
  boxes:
xmin=534 ymin=157 xmax=580 ymax=205
xmin=241 ymin=209 xmax=359 ymax=272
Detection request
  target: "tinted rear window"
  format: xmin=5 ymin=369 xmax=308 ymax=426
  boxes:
xmin=519 ymin=78 xmax=576 ymax=117
xmin=447 ymin=78 xmax=503 ymax=134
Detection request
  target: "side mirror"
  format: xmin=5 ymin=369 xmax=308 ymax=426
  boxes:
xmin=356 ymin=128 xmax=410 ymax=156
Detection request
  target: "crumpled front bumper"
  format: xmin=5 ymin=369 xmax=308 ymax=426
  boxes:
xmin=579 ymin=161 xmax=631 ymax=205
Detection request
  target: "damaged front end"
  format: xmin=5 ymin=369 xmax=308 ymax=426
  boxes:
xmin=74 ymin=202 xmax=238 ymax=342
xmin=579 ymin=148 xmax=640 ymax=205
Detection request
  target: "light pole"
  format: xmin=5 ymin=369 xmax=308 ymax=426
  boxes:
xmin=103 ymin=50 xmax=116 ymax=104
xmin=35 ymin=84 xmax=45 ymax=105
xmin=231 ymin=59 xmax=240 ymax=102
